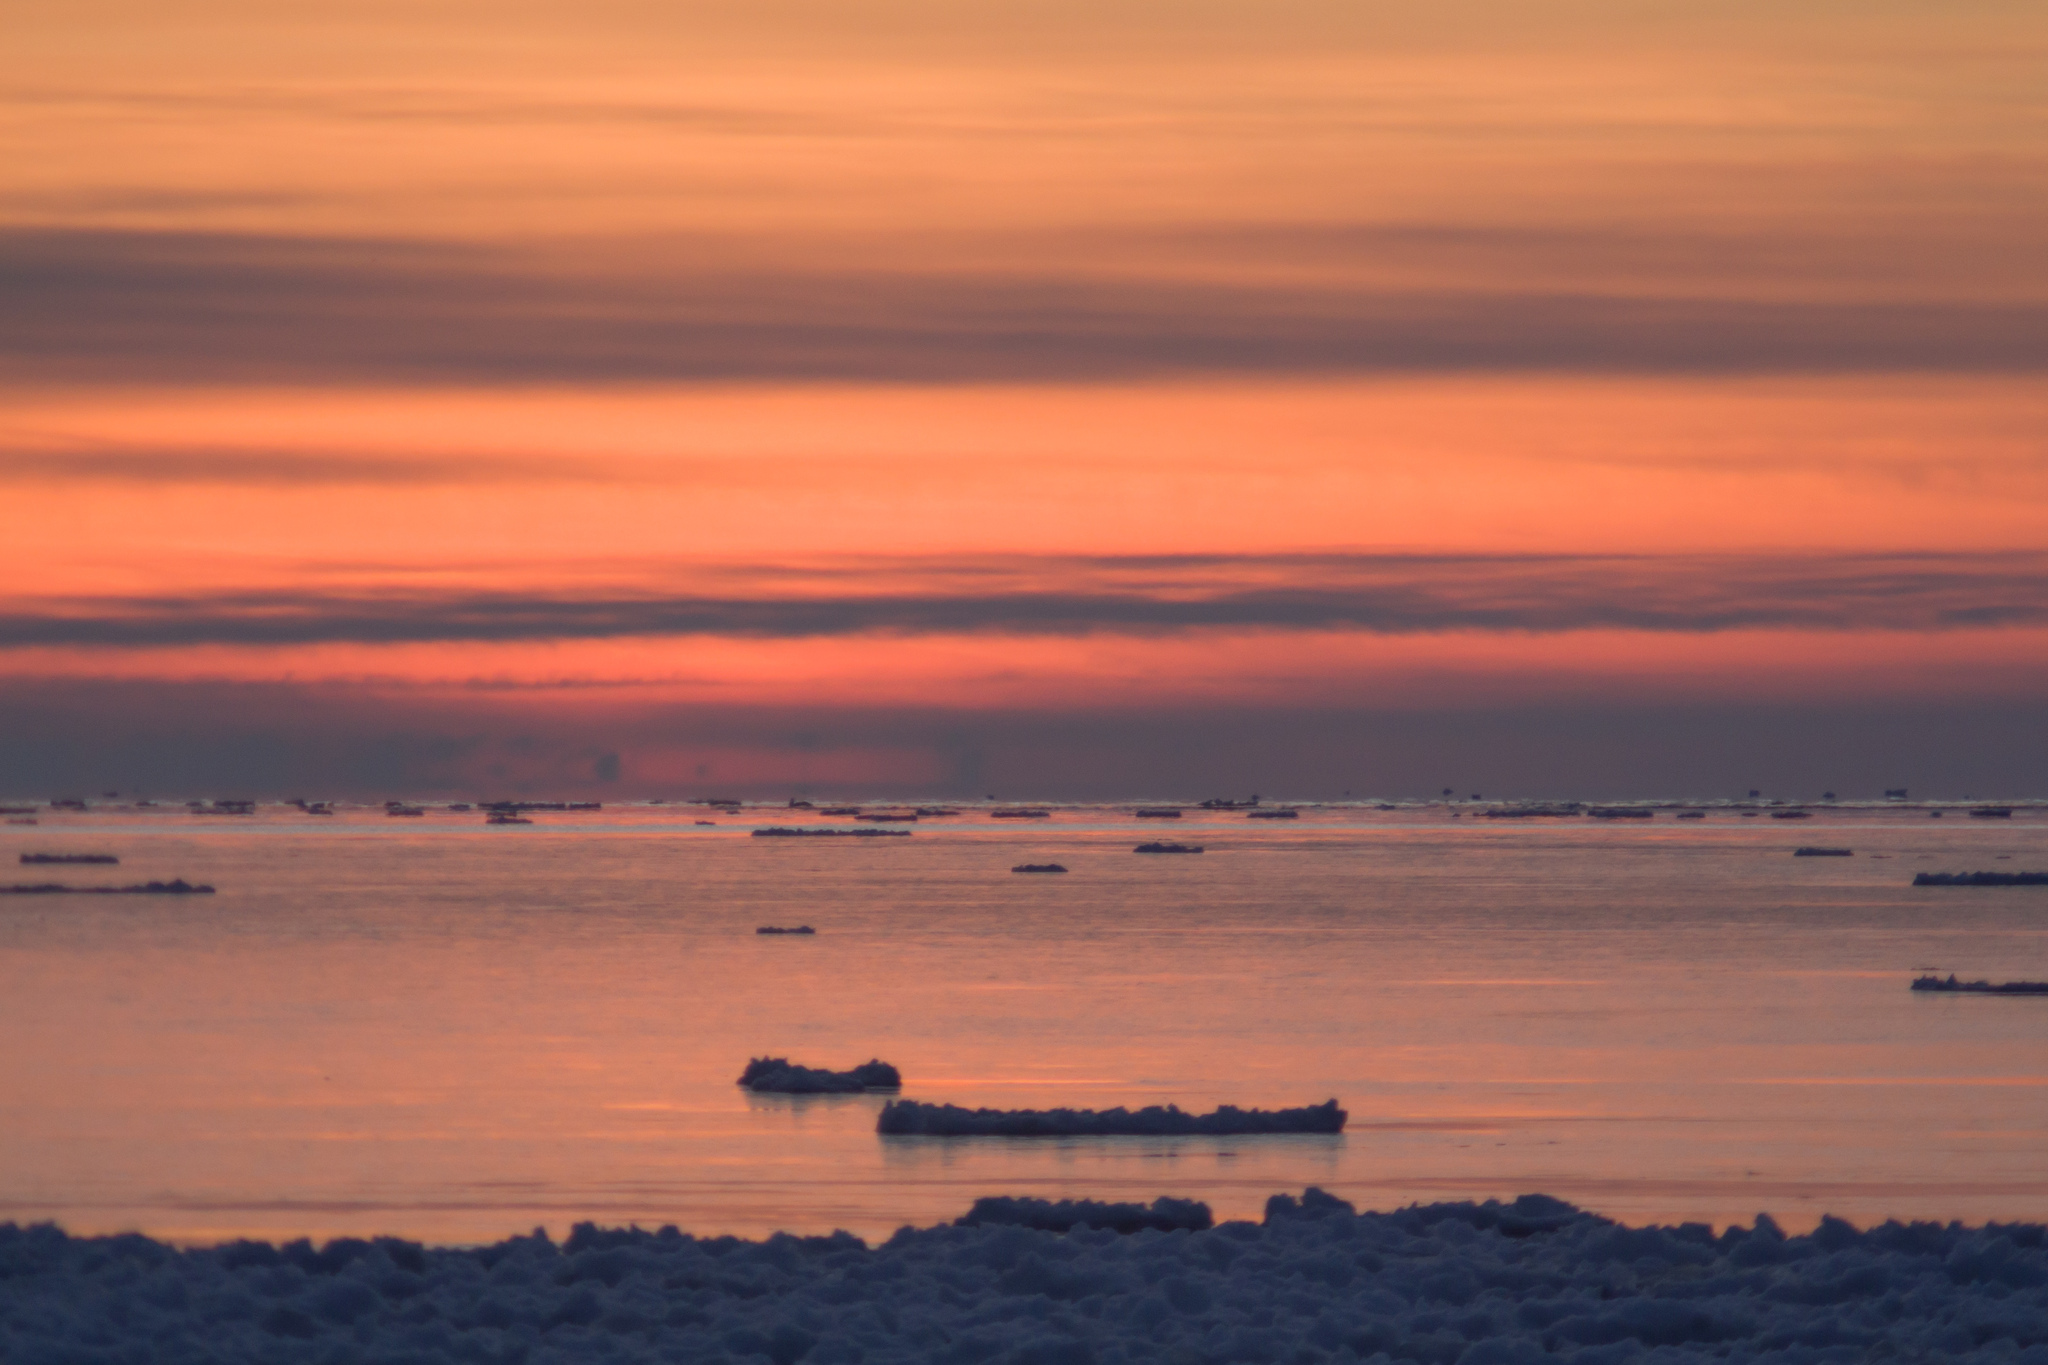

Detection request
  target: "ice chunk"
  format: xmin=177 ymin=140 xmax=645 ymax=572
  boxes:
xmin=737 ymin=1057 xmax=902 ymax=1093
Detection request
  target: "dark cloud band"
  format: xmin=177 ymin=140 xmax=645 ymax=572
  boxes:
xmin=3 ymin=675 xmax=2045 ymax=802
xmin=5 ymin=551 xmax=2046 ymax=649
xmin=6 ymin=227 xmax=2046 ymax=385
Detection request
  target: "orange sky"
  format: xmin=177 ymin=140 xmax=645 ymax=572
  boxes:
xmin=4 ymin=1 xmax=2045 ymax=797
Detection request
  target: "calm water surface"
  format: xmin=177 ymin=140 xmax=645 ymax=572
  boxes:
xmin=3 ymin=805 xmax=2045 ymax=1244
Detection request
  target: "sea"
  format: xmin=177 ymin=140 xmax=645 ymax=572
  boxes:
xmin=2 ymin=802 xmax=2044 ymax=1247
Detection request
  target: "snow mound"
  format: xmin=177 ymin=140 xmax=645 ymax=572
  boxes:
xmin=957 ymin=1196 xmax=1214 ymax=1234
xmin=6 ymin=1190 xmax=2048 ymax=1362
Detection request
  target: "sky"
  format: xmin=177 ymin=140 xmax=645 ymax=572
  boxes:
xmin=4 ymin=0 xmax=2046 ymax=800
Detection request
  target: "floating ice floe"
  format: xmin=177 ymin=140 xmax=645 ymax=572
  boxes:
xmin=738 ymin=1057 xmax=902 ymax=1093
xmin=1915 ymin=871 xmax=2048 ymax=886
xmin=876 ymin=1099 xmax=1347 ymax=1136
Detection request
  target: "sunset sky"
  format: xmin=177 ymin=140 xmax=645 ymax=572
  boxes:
xmin=5 ymin=0 xmax=2045 ymax=799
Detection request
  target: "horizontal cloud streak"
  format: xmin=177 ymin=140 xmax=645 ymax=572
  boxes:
xmin=6 ymin=551 xmax=2047 ymax=648
xmin=6 ymin=228 xmax=2046 ymax=386
xmin=4 ymin=676 xmax=2045 ymax=802
xmin=0 ymin=444 xmax=630 ymax=486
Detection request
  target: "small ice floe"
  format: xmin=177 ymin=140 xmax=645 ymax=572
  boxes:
xmin=751 ymin=827 xmax=910 ymax=838
xmin=1912 ymin=974 xmax=2048 ymax=995
xmin=1914 ymin=870 xmax=2048 ymax=886
xmin=737 ymin=1057 xmax=901 ymax=1093
xmin=0 ymin=879 xmax=214 ymax=895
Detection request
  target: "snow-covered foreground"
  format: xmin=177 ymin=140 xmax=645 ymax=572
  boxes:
xmin=6 ymin=1189 xmax=2048 ymax=1363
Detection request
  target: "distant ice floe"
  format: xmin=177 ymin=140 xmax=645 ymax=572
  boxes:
xmin=7 ymin=1189 xmax=2048 ymax=1362
xmin=1916 ymin=871 xmax=2048 ymax=886
xmin=738 ymin=1058 xmax=902 ymax=1094
xmin=876 ymin=1099 xmax=1347 ymax=1136
xmin=0 ymin=879 xmax=214 ymax=895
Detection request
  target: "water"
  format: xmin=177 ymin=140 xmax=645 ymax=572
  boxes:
xmin=3 ymin=805 xmax=2045 ymax=1246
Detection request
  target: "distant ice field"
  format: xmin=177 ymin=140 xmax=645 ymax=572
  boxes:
xmin=1 ymin=804 xmax=2045 ymax=1246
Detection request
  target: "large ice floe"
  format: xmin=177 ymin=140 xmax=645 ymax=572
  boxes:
xmin=876 ymin=1099 xmax=1346 ymax=1136
xmin=8 ymin=1188 xmax=2048 ymax=1362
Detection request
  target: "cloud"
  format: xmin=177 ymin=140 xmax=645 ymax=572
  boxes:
xmin=0 ymin=442 xmax=633 ymax=486
xmin=4 ymin=550 xmax=2046 ymax=649
xmin=5 ymin=227 xmax=2045 ymax=386
xmin=3 ymin=675 xmax=2043 ymax=801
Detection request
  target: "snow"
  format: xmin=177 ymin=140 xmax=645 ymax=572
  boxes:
xmin=5 ymin=1189 xmax=2048 ymax=1362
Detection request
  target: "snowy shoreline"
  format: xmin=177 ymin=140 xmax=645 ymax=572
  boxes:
xmin=6 ymin=1188 xmax=2046 ymax=1362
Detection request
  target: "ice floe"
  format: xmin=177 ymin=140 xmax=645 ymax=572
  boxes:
xmin=876 ymin=1099 xmax=1346 ymax=1136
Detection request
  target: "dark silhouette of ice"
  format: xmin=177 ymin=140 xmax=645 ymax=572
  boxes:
xmin=876 ymin=1098 xmax=1346 ymax=1136
xmin=10 ymin=1190 xmax=2048 ymax=1362
xmin=1133 ymin=841 xmax=1204 ymax=854
xmin=1913 ymin=974 xmax=2048 ymax=995
xmin=754 ymin=925 xmax=816 ymax=935
xmin=0 ymin=879 xmax=214 ymax=895
xmin=751 ymin=827 xmax=910 ymax=838
xmin=1915 ymin=871 xmax=2048 ymax=886
xmin=1010 ymin=863 xmax=1067 ymax=873
xmin=188 ymin=799 xmax=254 ymax=815
xmin=19 ymin=853 xmax=118 ymax=864
xmin=737 ymin=1057 xmax=901 ymax=1093
xmin=956 ymin=1196 xmax=1212 ymax=1234
xmin=1793 ymin=847 xmax=1853 ymax=856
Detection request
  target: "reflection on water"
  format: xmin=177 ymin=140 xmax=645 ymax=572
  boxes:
xmin=2 ymin=805 xmax=2045 ymax=1244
